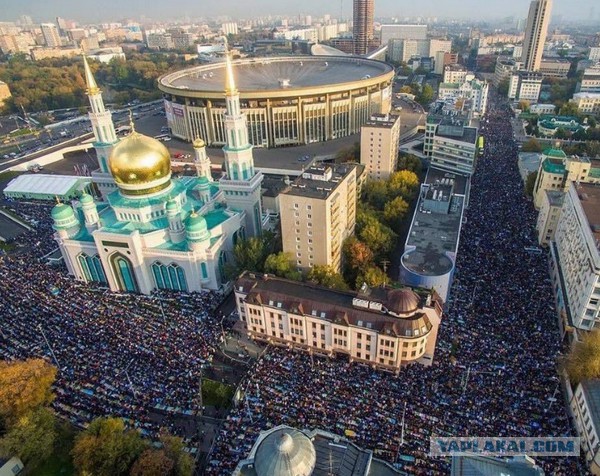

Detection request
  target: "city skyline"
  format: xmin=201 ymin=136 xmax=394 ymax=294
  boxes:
xmin=1 ymin=0 xmax=598 ymax=23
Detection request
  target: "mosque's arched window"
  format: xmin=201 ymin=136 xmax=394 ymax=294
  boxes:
xmin=151 ymin=262 xmax=188 ymax=292
xmin=109 ymin=253 xmax=138 ymax=292
xmin=78 ymin=253 xmax=107 ymax=284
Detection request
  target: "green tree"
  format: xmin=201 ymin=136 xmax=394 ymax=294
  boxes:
xmin=0 ymin=407 xmax=56 ymax=468
xmin=0 ymin=359 xmax=56 ymax=425
xmin=497 ymin=79 xmax=510 ymax=97
xmin=356 ymin=266 xmax=388 ymax=288
xmin=525 ymin=171 xmax=538 ymax=197
xmin=383 ymin=196 xmax=410 ymax=232
xmin=72 ymin=417 xmax=147 ymax=476
xmin=554 ymin=127 xmax=571 ymax=140
xmin=342 ymin=237 xmax=374 ymax=272
xmin=160 ymin=433 xmax=194 ymax=476
xmin=416 ymin=84 xmax=434 ymax=106
xmin=518 ymin=100 xmax=531 ymax=112
xmin=388 ymin=170 xmax=419 ymax=199
xmin=264 ymin=252 xmax=302 ymax=280
xmin=521 ymin=138 xmax=543 ymax=152
xmin=357 ymin=212 xmax=396 ymax=258
xmin=586 ymin=141 xmax=600 ymax=159
xmin=559 ymin=101 xmax=579 ymax=117
xmin=306 ymin=265 xmax=349 ymax=290
xmin=563 ymin=331 xmax=600 ymax=385
xmin=396 ymin=153 xmax=422 ymax=175
xmin=335 ymin=142 xmax=360 ymax=163
xmin=588 ymin=117 xmax=597 ymax=129
xmin=227 ymin=231 xmax=277 ymax=277
xmin=362 ymin=180 xmax=389 ymax=210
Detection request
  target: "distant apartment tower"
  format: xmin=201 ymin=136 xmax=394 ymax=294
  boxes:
xmin=279 ymin=164 xmax=359 ymax=273
xmin=221 ymin=22 xmax=238 ymax=36
xmin=360 ymin=114 xmax=401 ymax=180
xmin=380 ymin=24 xmax=427 ymax=44
xmin=41 ymin=23 xmax=61 ymax=48
xmin=522 ymin=0 xmax=553 ymax=71
xmin=353 ymin=0 xmax=374 ymax=55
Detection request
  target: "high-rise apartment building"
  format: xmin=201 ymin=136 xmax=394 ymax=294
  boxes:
xmin=360 ymin=114 xmax=401 ymax=180
xmin=380 ymin=24 xmax=427 ymax=44
xmin=279 ymin=164 xmax=359 ymax=273
xmin=41 ymin=23 xmax=61 ymax=48
xmin=522 ymin=0 xmax=553 ymax=71
xmin=353 ymin=0 xmax=374 ymax=55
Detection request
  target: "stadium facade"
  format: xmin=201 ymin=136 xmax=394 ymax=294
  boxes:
xmin=158 ymin=56 xmax=394 ymax=148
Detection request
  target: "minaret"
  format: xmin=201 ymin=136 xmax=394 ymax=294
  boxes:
xmin=219 ymin=49 xmax=263 ymax=237
xmin=192 ymin=138 xmax=213 ymax=181
xmin=166 ymin=198 xmax=185 ymax=244
xmin=80 ymin=192 xmax=100 ymax=232
xmin=83 ymin=55 xmax=118 ymax=197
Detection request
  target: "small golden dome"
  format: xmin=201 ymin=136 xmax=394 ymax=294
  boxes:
xmin=109 ymin=131 xmax=172 ymax=196
xmin=192 ymin=138 xmax=205 ymax=149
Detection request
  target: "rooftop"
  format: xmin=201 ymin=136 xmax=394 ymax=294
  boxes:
xmin=581 ymin=380 xmax=600 ymax=432
xmin=4 ymin=174 xmax=88 ymax=196
xmin=363 ymin=113 xmax=401 ymax=128
xmin=575 ymin=183 xmax=600 ymax=243
xmin=159 ymin=56 xmax=393 ymax=93
xmin=436 ymin=125 xmax=478 ymax=144
xmin=236 ymin=272 xmax=441 ymax=338
xmin=402 ymin=167 xmax=467 ymax=277
xmin=545 ymin=190 xmax=565 ymax=207
xmin=281 ymin=163 xmax=358 ymax=200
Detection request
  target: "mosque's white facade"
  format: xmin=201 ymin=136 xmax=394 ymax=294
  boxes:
xmin=52 ymin=55 xmax=263 ymax=294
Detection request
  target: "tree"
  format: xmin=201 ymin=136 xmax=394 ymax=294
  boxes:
xmin=227 ymin=231 xmax=277 ymax=278
xmin=586 ymin=141 xmax=600 ymax=159
xmin=130 ymin=449 xmax=174 ymax=476
xmin=518 ymin=100 xmax=531 ymax=112
xmin=356 ymin=266 xmax=388 ymax=288
xmin=587 ymin=117 xmax=597 ymax=129
xmin=72 ymin=417 xmax=147 ymax=476
xmin=399 ymin=85 xmax=413 ymax=95
xmin=416 ymin=84 xmax=434 ymax=106
xmin=396 ymin=153 xmax=422 ymax=175
xmin=335 ymin=142 xmax=360 ymax=163
xmin=563 ymin=331 xmax=600 ymax=385
xmin=383 ymin=196 xmax=410 ymax=232
xmin=264 ymin=252 xmax=302 ymax=280
xmin=525 ymin=171 xmax=538 ymax=197
xmin=0 ymin=407 xmax=56 ymax=468
xmin=559 ymin=101 xmax=579 ymax=116
xmin=0 ymin=359 xmax=56 ymax=424
xmin=357 ymin=215 xmax=396 ymax=258
xmin=497 ymin=79 xmax=509 ymax=97
xmin=306 ymin=265 xmax=349 ymax=290
xmin=362 ymin=180 xmax=389 ymax=210
xmin=160 ymin=433 xmax=194 ymax=476
xmin=521 ymin=138 xmax=543 ymax=153
xmin=342 ymin=237 xmax=374 ymax=272
xmin=388 ymin=170 xmax=419 ymax=200
xmin=554 ymin=127 xmax=571 ymax=140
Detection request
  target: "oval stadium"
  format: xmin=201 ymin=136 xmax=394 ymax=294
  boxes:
xmin=158 ymin=56 xmax=394 ymax=148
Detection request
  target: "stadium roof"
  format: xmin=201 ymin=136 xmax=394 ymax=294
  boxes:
xmin=4 ymin=174 xmax=87 ymax=198
xmin=159 ymin=56 xmax=393 ymax=94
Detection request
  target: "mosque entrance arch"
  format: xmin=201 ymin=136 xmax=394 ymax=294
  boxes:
xmin=109 ymin=253 xmax=139 ymax=293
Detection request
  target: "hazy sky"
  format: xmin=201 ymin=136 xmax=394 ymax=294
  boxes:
xmin=1 ymin=0 xmax=598 ymax=23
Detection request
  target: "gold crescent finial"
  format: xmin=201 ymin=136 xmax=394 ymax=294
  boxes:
xmin=128 ymin=109 xmax=136 ymax=133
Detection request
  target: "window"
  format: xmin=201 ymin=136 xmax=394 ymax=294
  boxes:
xmin=78 ymin=254 xmax=107 ymax=284
xmin=152 ymin=262 xmax=188 ymax=291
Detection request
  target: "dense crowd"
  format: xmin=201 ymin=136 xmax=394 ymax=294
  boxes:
xmin=0 ymin=202 xmax=228 ymax=445
xmin=205 ymin=95 xmax=587 ymax=474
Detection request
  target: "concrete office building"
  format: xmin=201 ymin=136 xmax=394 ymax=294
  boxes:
xmin=353 ymin=0 xmax=374 ymax=55
xmin=387 ymin=38 xmax=450 ymax=65
xmin=493 ymin=57 xmax=519 ymax=87
xmin=221 ymin=22 xmax=238 ymax=36
xmin=437 ymin=75 xmax=489 ymax=116
xmin=380 ymin=24 xmax=427 ymax=44
xmin=536 ymin=190 xmax=564 ymax=246
xmin=539 ymin=58 xmax=571 ymax=78
xmin=551 ymin=183 xmax=600 ymax=333
xmin=234 ymin=424 xmax=402 ymax=475
xmin=434 ymin=52 xmax=459 ymax=76
xmin=571 ymin=93 xmax=600 ymax=115
xmin=443 ymin=65 xmax=468 ymax=84
xmin=360 ymin=113 xmax=401 ymax=180
xmin=235 ymin=272 xmax=444 ymax=370
xmin=578 ymin=65 xmax=600 ymax=94
xmin=522 ymin=0 xmax=553 ymax=72
xmin=400 ymin=168 xmax=468 ymax=302
xmin=279 ymin=164 xmax=359 ymax=273
xmin=41 ymin=23 xmax=61 ymax=48
xmin=590 ymin=47 xmax=600 ymax=63
xmin=158 ymin=56 xmax=394 ymax=148
xmin=508 ymin=71 xmax=543 ymax=102
xmin=570 ymin=380 xmax=600 ymax=475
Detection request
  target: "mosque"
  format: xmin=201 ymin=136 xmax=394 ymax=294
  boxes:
xmin=51 ymin=54 xmax=263 ymax=294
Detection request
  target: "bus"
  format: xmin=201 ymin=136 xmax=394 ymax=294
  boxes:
xmin=477 ymin=135 xmax=484 ymax=157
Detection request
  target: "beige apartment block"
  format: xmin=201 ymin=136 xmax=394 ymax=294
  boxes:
xmin=360 ymin=113 xmax=401 ymax=180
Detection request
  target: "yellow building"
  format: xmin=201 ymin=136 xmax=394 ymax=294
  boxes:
xmin=278 ymin=164 xmax=359 ymax=273
xmin=536 ymin=190 xmax=564 ymax=246
xmin=235 ymin=272 xmax=444 ymax=370
xmin=360 ymin=113 xmax=401 ymax=180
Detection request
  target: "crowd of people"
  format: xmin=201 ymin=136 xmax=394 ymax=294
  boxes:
xmin=0 ymin=201 xmax=229 ymax=446
xmin=204 ymin=95 xmax=587 ymax=474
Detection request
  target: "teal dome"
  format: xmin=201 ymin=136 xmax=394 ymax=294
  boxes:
xmin=51 ymin=203 xmax=75 ymax=221
xmin=166 ymin=198 xmax=179 ymax=212
xmin=185 ymin=211 xmax=208 ymax=233
xmin=80 ymin=193 xmax=94 ymax=205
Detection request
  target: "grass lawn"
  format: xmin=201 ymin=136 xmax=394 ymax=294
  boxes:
xmin=0 ymin=171 xmax=23 ymax=182
xmin=202 ymin=379 xmax=235 ymax=409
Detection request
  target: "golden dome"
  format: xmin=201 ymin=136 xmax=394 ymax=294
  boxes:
xmin=192 ymin=138 xmax=205 ymax=149
xmin=109 ymin=131 xmax=172 ymax=196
